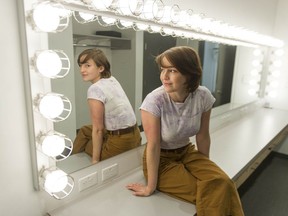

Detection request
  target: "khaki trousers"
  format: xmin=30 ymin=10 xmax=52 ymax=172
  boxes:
xmin=72 ymin=125 xmax=141 ymax=160
xmin=143 ymin=144 xmax=244 ymax=216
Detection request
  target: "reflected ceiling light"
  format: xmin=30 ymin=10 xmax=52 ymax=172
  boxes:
xmin=73 ymin=11 xmax=97 ymax=23
xmin=34 ymin=93 xmax=72 ymax=122
xmin=40 ymin=167 xmax=74 ymax=199
xmin=37 ymin=131 xmax=73 ymax=161
xmin=28 ymin=1 xmax=69 ymax=32
xmin=33 ymin=50 xmax=70 ymax=79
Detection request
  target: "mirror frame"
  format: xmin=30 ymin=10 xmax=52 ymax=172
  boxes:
xmin=20 ymin=0 xmax=269 ymax=191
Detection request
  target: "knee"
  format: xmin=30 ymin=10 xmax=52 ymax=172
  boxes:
xmin=214 ymin=174 xmax=236 ymax=191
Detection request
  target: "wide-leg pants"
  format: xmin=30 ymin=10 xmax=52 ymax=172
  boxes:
xmin=72 ymin=125 xmax=141 ymax=160
xmin=143 ymin=144 xmax=244 ymax=216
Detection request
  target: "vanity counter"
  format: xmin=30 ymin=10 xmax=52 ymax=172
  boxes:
xmin=48 ymin=107 xmax=288 ymax=216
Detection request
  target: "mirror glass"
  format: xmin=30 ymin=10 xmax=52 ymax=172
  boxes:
xmin=43 ymin=8 xmax=260 ymax=174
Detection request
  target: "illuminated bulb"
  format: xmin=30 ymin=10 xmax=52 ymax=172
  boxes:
xmin=161 ymin=27 xmax=174 ymax=36
xmin=133 ymin=22 xmax=149 ymax=31
xmin=248 ymin=89 xmax=257 ymax=95
xmin=39 ymin=94 xmax=64 ymax=119
xmin=270 ymin=80 xmax=279 ymax=88
xmin=272 ymin=60 xmax=282 ymax=67
xmin=117 ymin=0 xmax=144 ymax=16
xmin=161 ymin=6 xmax=172 ymax=23
xmin=252 ymin=60 xmax=261 ymax=67
xmin=41 ymin=135 xmax=65 ymax=157
xmin=117 ymin=20 xmax=133 ymax=29
xmin=249 ymin=80 xmax=258 ymax=86
xmin=44 ymin=170 xmax=68 ymax=193
xmin=98 ymin=16 xmax=116 ymax=26
xmin=274 ymin=49 xmax=284 ymax=56
xmin=271 ymin=70 xmax=280 ymax=77
xmin=149 ymin=25 xmax=161 ymax=32
xmin=142 ymin=0 xmax=164 ymax=20
xmin=90 ymin=0 xmax=114 ymax=10
xmin=178 ymin=10 xmax=191 ymax=27
xmin=268 ymin=91 xmax=277 ymax=98
xmin=36 ymin=50 xmax=62 ymax=77
xmin=79 ymin=12 xmax=96 ymax=21
xmin=250 ymin=69 xmax=259 ymax=76
xmin=253 ymin=49 xmax=262 ymax=56
xmin=32 ymin=4 xmax=60 ymax=32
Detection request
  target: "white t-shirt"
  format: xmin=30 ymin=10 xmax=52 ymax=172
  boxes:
xmin=140 ymin=85 xmax=216 ymax=149
xmin=87 ymin=76 xmax=136 ymax=130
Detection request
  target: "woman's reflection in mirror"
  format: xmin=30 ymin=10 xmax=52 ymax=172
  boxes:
xmin=72 ymin=48 xmax=141 ymax=164
xmin=126 ymin=46 xmax=244 ymax=216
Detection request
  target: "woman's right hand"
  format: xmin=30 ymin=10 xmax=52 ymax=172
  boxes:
xmin=126 ymin=183 xmax=155 ymax=197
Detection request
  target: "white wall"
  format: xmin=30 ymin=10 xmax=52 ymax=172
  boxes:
xmin=1 ymin=0 xmax=287 ymax=215
xmin=0 ymin=0 xmax=43 ymax=215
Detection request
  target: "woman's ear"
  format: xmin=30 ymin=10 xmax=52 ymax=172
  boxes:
xmin=99 ymin=65 xmax=105 ymax=73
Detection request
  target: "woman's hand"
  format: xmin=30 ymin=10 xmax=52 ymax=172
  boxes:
xmin=126 ymin=183 xmax=155 ymax=197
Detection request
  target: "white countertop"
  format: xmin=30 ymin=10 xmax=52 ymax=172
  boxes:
xmin=49 ymin=107 xmax=288 ymax=216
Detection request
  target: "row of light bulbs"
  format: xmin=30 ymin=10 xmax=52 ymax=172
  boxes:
xmin=28 ymin=0 xmax=284 ymax=48
xmin=32 ymin=49 xmax=74 ymax=199
xmin=265 ymin=48 xmax=284 ymax=98
xmin=28 ymin=2 xmax=75 ymax=198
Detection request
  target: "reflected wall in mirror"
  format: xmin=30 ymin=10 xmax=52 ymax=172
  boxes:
xmin=26 ymin=1 xmax=265 ymax=179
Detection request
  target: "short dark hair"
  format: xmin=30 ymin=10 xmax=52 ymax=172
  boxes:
xmin=155 ymin=46 xmax=202 ymax=93
xmin=77 ymin=48 xmax=111 ymax=78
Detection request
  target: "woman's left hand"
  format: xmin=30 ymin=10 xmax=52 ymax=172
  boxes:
xmin=126 ymin=183 xmax=154 ymax=197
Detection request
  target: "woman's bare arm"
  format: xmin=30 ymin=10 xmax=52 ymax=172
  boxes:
xmin=196 ymin=109 xmax=212 ymax=158
xmin=88 ymin=99 xmax=105 ymax=164
xmin=126 ymin=110 xmax=161 ymax=196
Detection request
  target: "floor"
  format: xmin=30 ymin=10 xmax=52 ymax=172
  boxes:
xmin=238 ymin=152 xmax=288 ymax=216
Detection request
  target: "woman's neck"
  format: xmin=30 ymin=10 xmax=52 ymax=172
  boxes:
xmin=169 ymin=91 xmax=189 ymax=103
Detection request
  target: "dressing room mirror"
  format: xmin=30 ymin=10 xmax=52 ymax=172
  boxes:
xmin=25 ymin=1 xmax=263 ymax=175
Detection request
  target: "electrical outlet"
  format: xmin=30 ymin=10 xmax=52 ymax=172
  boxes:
xmin=102 ymin=163 xmax=118 ymax=181
xmin=78 ymin=172 xmax=98 ymax=191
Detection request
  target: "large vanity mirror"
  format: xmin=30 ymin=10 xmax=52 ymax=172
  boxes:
xmin=22 ymin=0 xmax=265 ymax=192
xmin=50 ymin=15 xmax=260 ymax=174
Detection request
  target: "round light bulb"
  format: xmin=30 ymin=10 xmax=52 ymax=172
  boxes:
xmin=42 ymin=135 xmax=65 ymax=157
xmin=79 ymin=12 xmax=95 ymax=21
xmin=248 ymin=89 xmax=257 ymax=95
xmin=33 ymin=4 xmax=60 ymax=32
xmin=36 ymin=51 xmax=62 ymax=77
xmin=44 ymin=170 xmax=68 ymax=193
xmin=39 ymin=95 xmax=64 ymax=119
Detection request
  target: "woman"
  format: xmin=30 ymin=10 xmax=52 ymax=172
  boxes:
xmin=72 ymin=48 xmax=141 ymax=164
xmin=127 ymin=46 xmax=244 ymax=216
